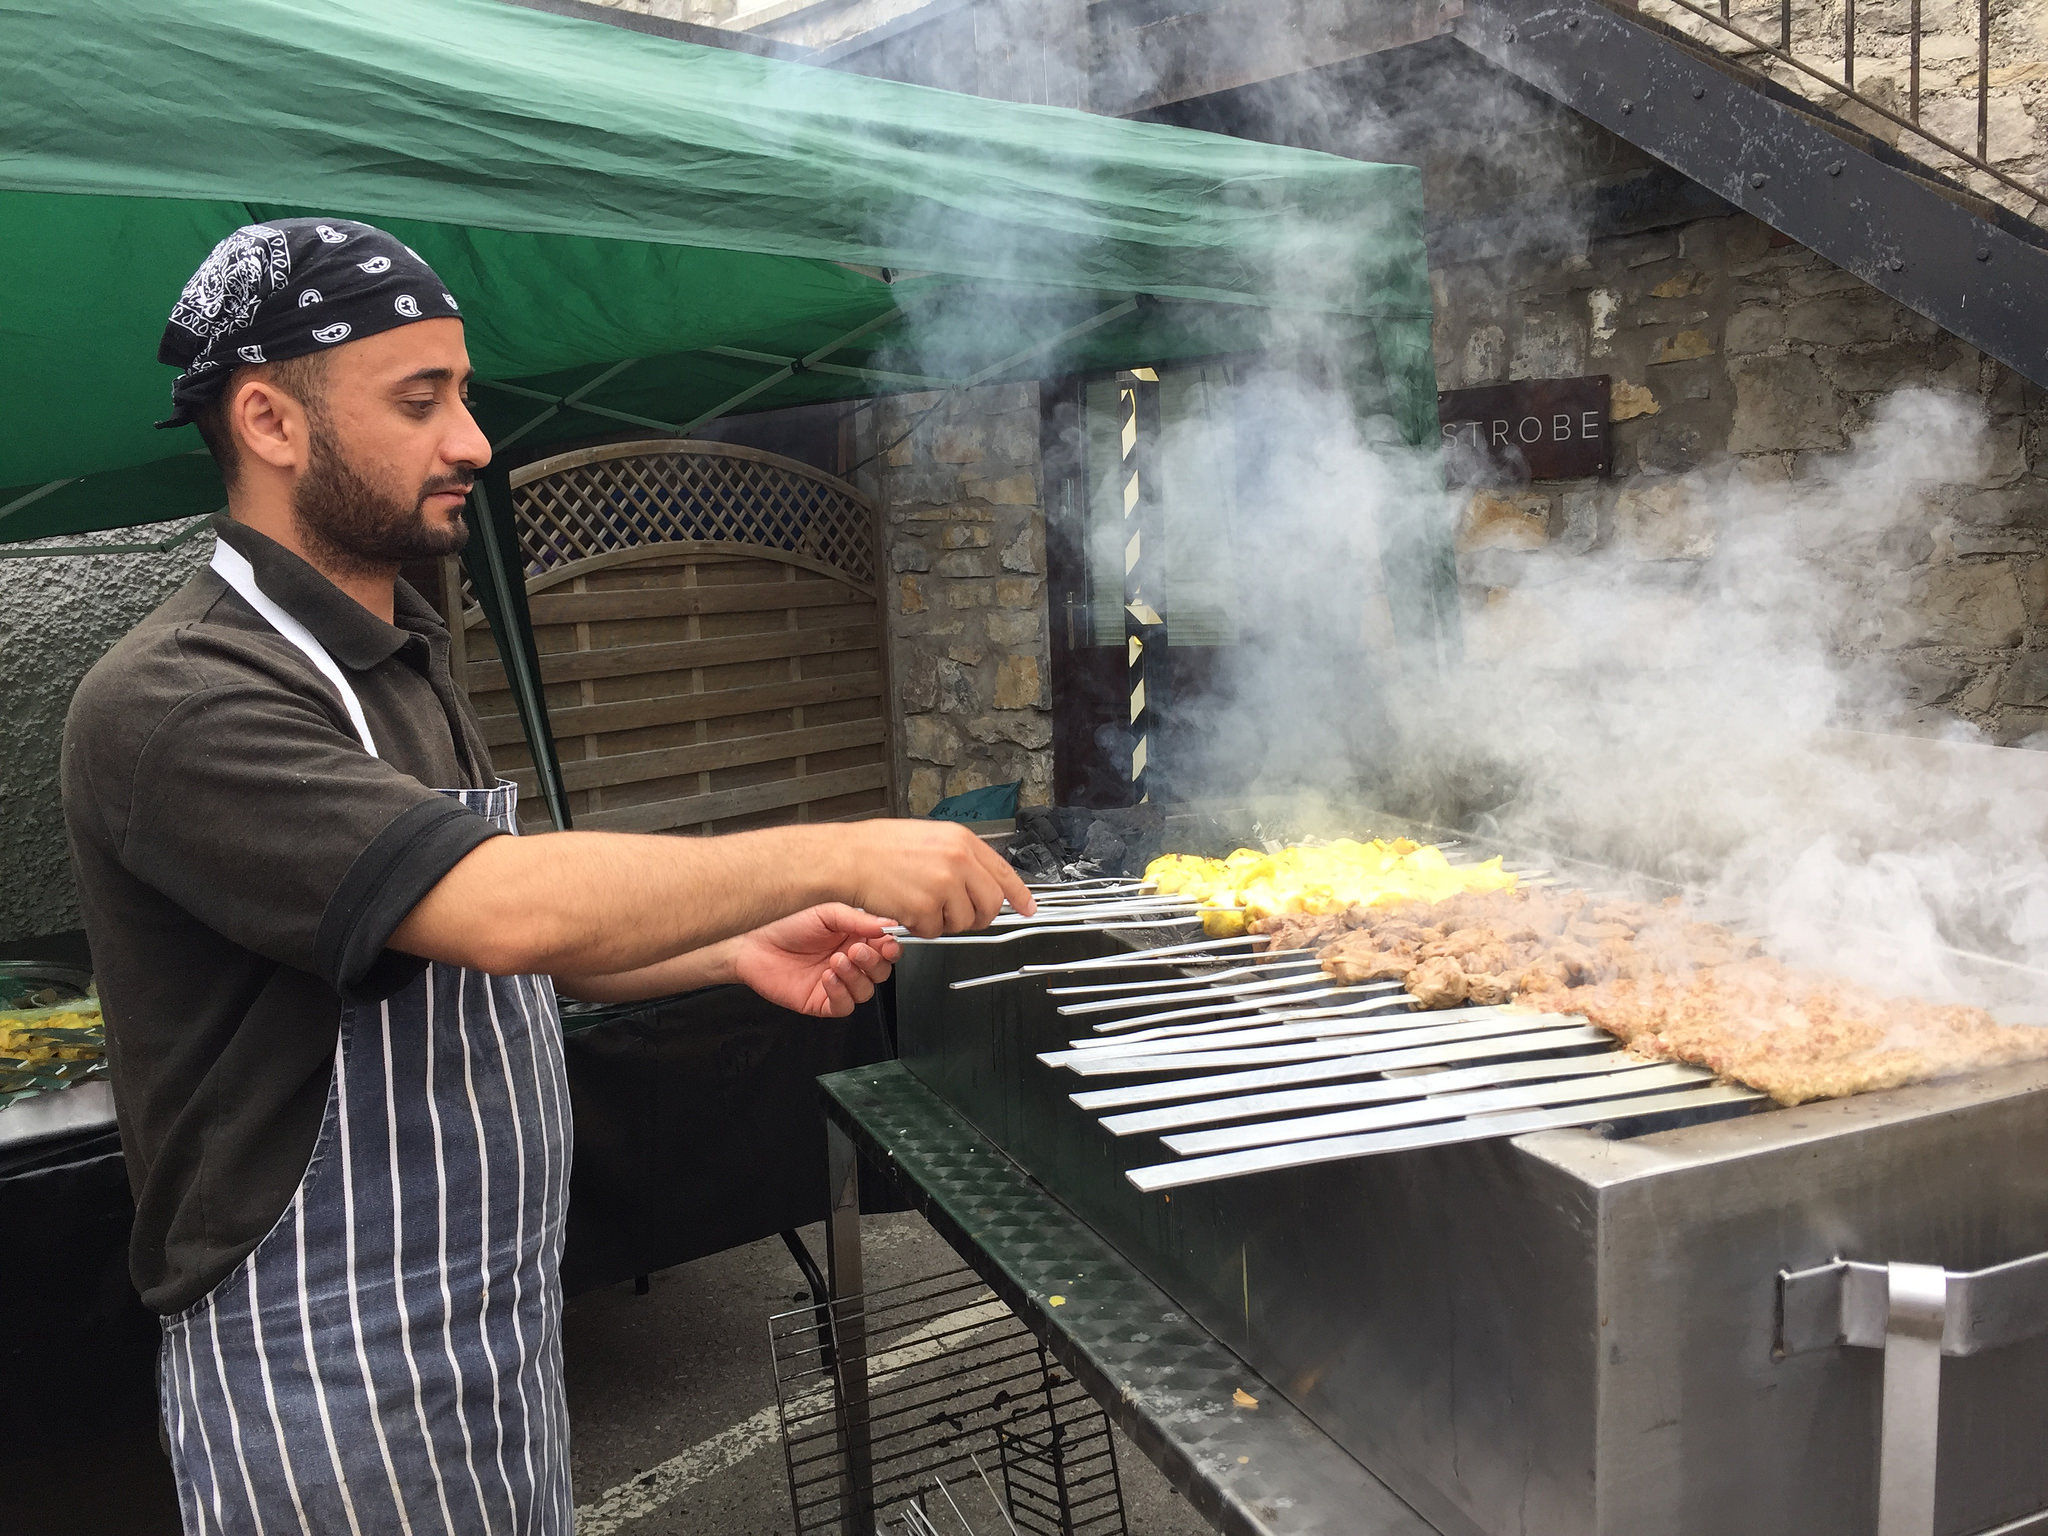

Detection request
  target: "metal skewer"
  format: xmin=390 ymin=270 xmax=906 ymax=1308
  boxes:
xmin=1042 ymin=997 xmax=1433 ymax=1068
xmin=1044 ymin=956 xmax=1320 ymax=997
xmin=1096 ymin=1048 xmax=1648 ymax=1136
xmin=1024 ymin=884 xmax=1155 ymax=897
xmin=1052 ymin=989 xmax=1467 ymax=1059
xmin=1055 ymin=1011 xmax=1593 ymax=1077
xmin=1160 ymin=1060 xmax=1713 ymax=1155
xmin=1070 ymin=1022 xmax=1613 ymax=1111
xmin=899 ymin=916 xmax=1198 ymax=947
xmin=1008 ymin=889 xmax=1168 ymax=910
xmin=969 ymin=1454 xmax=1022 ymax=1536
xmin=982 ymin=898 xmax=1195 ymax=926
xmin=1056 ymin=967 xmax=1353 ymax=1015
xmin=1076 ymin=980 xmax=1406 ymax=1032
xmin=946 ymin=934 xmax=1289 ymax=988
xmin=1124 ymin=1082 xmax=1763 ymax=1193
xmin=1080 ymin=985 xmax=1413 ymax=1046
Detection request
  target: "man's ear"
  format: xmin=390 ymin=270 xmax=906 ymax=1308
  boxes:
xmin=231 ymin=376 xmax=308 ymax=474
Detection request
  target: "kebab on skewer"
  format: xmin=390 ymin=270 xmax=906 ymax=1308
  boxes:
xmin=1288 ymin=887 xmax=2046 ymax=1105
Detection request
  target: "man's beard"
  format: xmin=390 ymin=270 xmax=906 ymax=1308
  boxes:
xmin=291 ymin=425 xmax=472 ymax=577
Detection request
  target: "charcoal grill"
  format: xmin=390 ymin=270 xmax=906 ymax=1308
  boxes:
xmin=873 ymin=830 xmax=2048 ymax=1536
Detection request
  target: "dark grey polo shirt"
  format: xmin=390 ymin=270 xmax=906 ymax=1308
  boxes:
xmin=61 ymin=516 xmax=504 ymax=1314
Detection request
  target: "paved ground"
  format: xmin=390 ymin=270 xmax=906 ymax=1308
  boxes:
xmin=565 ymin=1211 xmax=1217 ymax=1536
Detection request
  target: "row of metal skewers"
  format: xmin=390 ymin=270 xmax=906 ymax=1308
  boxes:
xmin=914 ymin=857 xmax=1761 ymax=1191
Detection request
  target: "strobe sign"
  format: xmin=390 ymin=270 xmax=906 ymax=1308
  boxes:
xmin=1436 ymin=375 xmax=1611 ymax=484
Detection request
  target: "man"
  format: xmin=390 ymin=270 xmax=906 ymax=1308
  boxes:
xmin=61 ymin=218 xmax=1033 ymax=1536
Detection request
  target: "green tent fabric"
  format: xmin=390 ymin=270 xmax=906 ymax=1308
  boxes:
xmin=0 ymin=0 xmax=1446 ymax=829
xmin=0 ymin=0 xmax=1435 ymax=541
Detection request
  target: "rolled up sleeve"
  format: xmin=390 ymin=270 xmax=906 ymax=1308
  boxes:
xmin=115 ymin=681 xmax=501 ymax=1001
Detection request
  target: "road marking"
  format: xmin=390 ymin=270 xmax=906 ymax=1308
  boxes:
xmin=574 ymin=1296 xmax=1012 ymax=1534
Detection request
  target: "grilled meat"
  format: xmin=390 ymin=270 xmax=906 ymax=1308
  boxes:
xmin=1303 ymin=887 xmax=2047 ymax=1104
xmin=1405 ymin=956 xmax=1470 ymax=1010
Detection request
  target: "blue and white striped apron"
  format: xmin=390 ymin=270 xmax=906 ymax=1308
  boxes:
xmin=159 ymin=543 xmax=574 ymax=1534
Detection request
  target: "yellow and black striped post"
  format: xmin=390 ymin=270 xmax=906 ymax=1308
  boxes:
xmin=1118 ymin=367 xmax=1161 ymax=801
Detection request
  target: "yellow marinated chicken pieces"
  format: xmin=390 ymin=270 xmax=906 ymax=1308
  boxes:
xmin=1147 ymin=839 xmax=1516 ymax=936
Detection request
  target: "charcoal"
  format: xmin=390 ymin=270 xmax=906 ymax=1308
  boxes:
xmin=1016 ymin=807 xmax=1062 ymax=848
xmin=1001 ymin=802 xmax=1175 ymax=879
xmin=1006 ymin=836 xmax=1064 ymax=883
xmin=1078 ymin=821 xmax=1127 ymax=872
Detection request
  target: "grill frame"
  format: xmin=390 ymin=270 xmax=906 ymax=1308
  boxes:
xmin=895 ymin=920 xmax=2048 ymax=1536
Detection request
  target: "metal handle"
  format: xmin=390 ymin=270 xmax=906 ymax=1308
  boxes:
xmin=1776 ymin=1248 xmax=2048 ymax=1358
xmin=1877 ymin=1263 xmax=1947 ymax=1536
xmin=1776 ymin=1248 xmax=2048 ymax=1536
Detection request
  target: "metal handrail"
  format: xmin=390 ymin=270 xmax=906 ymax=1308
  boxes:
xmin=1611 ymin=0 xmax=2046 ymax=217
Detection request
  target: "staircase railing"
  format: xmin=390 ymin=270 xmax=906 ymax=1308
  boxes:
xmin=1615 ymin=0 xmax=2046 ymax=221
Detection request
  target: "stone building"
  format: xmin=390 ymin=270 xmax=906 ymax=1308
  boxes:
xmin=717 ymin=0 xmax=2048 ymax=768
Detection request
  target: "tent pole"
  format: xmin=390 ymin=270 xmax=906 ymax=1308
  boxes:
xmin=961 ymin=296 xmax=1139 ymax=386
xmin=462 ymin=475 xmax=574 ymax=831
xmin=494 ymin=357 xmax=646 ymax=450
xmin=700 ymin=346 xmax=954 ymax=390
xmin=0 ymin=477 xmax=78 ymax=532
xmin=677 ymin=307 xmax=903 ymax=433
xmin=471 ymin=296 xmax=1138 ymax=457
xmin=474 ymin=378 xmax=684 ymax=436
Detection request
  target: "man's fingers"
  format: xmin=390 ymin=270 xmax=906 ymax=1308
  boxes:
xmin=941 ymin=890 xmax=978 ymax=935
xmin=821 ymin=902 xmax=889 ymax=938
xmin=964 ymin=866 xmax=1006 ymax=929
xmin=818 ymin=969 xmax=853 ymax=1015
xmin=974 ymin=840 xmax=1035 ymax=916
xmin=846 ymin=943 xmax=892 ymax=982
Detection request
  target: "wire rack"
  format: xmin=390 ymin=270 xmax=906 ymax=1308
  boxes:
xmin=770 ymin=1265 xmax=1128 ymax=1536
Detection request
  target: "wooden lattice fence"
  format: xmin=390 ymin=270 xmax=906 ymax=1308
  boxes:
xmin=458 ymin=440 xmax=896 ymax=835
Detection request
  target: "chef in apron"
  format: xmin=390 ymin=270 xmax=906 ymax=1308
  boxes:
xmin=61 ymin=219 xmax=1033 ymax=1536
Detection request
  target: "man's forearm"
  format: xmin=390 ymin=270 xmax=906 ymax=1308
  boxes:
xmin=390 ymin=815 xmax=1031 ymax=978
xmin=553 ymin=939 xmax=741 ymax=1005
xmin=391 ymin=826 xmax=844 ymax=976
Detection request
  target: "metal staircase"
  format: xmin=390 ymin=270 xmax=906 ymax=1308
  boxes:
xmin=1451 ymin=0 xmax=2048 ymax=386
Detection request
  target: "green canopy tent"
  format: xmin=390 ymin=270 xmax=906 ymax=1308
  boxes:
xmin=0 ymin=0 xmax=1445 ymax=828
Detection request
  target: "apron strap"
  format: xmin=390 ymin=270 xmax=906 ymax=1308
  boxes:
xmin=211 ymin=540 xmax=380 ymax=758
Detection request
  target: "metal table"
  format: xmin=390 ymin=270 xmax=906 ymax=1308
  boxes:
xmin=819 ymin=1060 xmax=1437 ymax=1536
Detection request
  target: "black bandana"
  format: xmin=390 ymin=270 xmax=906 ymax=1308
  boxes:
xmin=156 ymin=218 xmax=461 ymax=429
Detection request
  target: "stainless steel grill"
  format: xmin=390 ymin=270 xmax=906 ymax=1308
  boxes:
xmin=892 ymin=824 xmax=2048 ymax=1536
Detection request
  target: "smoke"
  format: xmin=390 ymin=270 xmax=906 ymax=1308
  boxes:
xmin=815 ymin=3 xmax=2048 ymax=1012
xmin=1197 ymin=384 xmax=2048 ymax=1015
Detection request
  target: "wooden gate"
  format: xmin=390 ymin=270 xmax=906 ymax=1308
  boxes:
xmin=459 ymin=440 xmax=895 ymax=835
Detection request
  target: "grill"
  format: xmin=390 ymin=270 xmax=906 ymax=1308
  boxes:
xmin=892 ymin=822 xmax=2048 ymax=1536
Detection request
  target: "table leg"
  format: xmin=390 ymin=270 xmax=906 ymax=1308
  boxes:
xmin=827 ymin=1120 xmax=875 ymax=1536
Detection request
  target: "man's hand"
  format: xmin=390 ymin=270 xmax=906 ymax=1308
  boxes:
xmin=730 ymin=904 xmax=902 ymax=1017
xmin=835 ymin=821 xmax=1036 ymax=939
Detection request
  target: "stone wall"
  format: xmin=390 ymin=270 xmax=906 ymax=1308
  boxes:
xmin=1433 ymin=209 xmax=2048 ymax=743
xmin=851 ymin=383 xmax=1055 ymax=813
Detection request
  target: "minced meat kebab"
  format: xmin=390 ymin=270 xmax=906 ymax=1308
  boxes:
xmin=1262 ymin=887 xmax=2046 ymax=1106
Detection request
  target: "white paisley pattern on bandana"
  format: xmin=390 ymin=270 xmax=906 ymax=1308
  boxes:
xmin=167 ymin=226 xmax=291 ymax=343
